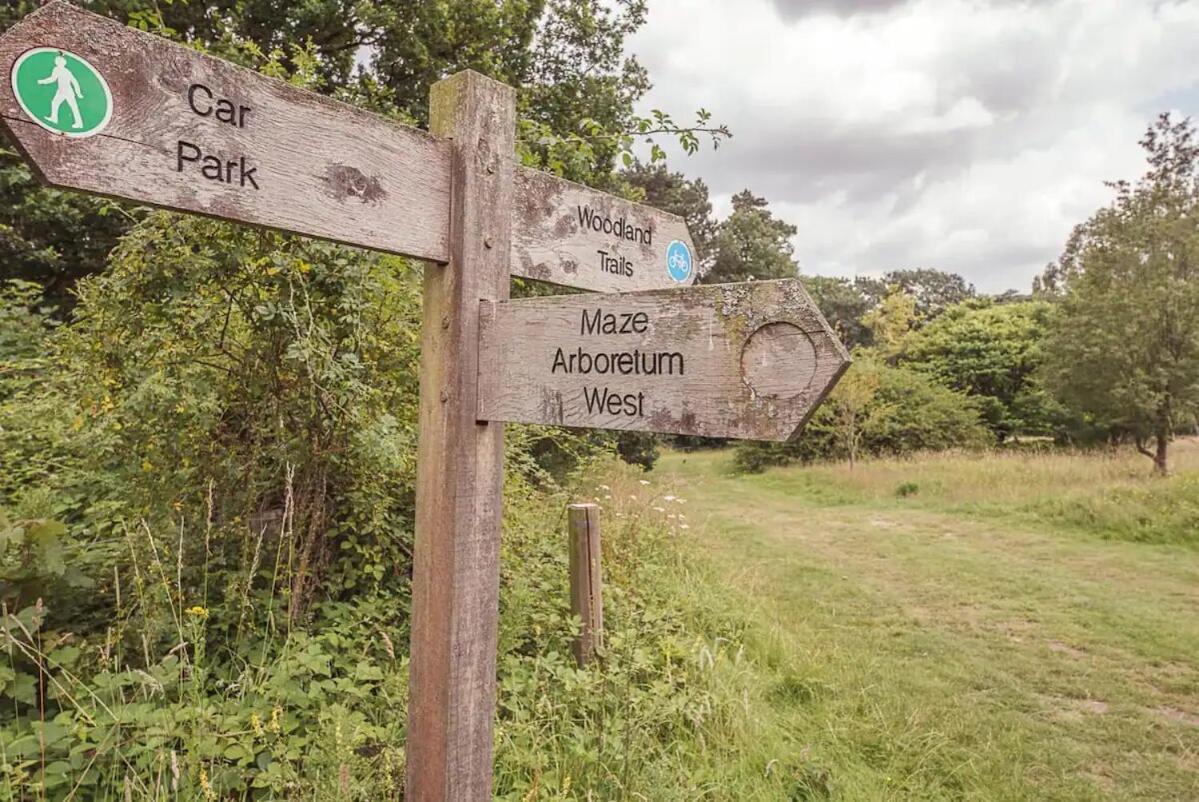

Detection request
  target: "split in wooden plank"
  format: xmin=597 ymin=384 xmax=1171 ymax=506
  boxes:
xmin=511 ymin=165 xmax=699 ymax=293
xmin=477 ymin=279 xmax=851 ymax=442
xmin=0 ymin=1 xmax=451 ymax=261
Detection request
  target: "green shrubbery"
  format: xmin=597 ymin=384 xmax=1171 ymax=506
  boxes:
xmin=734 ymin=360 xmax=993 ymax=473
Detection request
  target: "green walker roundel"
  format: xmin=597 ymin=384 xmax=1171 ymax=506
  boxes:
xmin=10 ymin=47 xmax=113 ymax=138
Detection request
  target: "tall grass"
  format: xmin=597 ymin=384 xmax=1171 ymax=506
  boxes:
xmin=2 ymin=458 xmax=807 ymax=799
xmin=731 ymin=440 xmax=1199 ymax=546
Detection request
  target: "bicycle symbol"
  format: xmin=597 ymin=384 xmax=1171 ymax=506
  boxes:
xmin=666 ymin=240 xmax=692 ymax=283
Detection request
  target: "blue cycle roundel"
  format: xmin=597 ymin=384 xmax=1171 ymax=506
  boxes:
xmin=666 ymin=239 xmax=693 ymax=283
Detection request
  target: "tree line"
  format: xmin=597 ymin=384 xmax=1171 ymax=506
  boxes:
xmin=621 ymin=119 xmax=1199 ymax=476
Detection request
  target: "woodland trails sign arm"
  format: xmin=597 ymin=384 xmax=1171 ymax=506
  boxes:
xmin=0 ymin=1 xmax=451 ymax=261
xmin=511 ymin=166 xmax=699 ymax=293
xmin=477 ymin=279 xmax=851 ymax=441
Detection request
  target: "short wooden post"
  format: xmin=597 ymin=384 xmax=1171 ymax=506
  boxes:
xmin=568 ymin=503 xmax=604 ymax=666
xmin=405 ymin=71 xmax=515 ymax=801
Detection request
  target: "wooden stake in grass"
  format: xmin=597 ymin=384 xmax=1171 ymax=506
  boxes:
xmin=568 ymin=503 xmax=604 ymax=667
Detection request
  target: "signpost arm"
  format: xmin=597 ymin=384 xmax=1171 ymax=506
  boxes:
xmin=406 ymin=70 xmax=515 ymax=801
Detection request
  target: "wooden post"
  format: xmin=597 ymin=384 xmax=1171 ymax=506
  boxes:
xmin=568 ymin=503 xmax=604 ymax=667
xmin=405 ymin=71 xmax=515 ymax=801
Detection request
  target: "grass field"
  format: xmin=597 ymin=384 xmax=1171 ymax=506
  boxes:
xmin=650 ymin=443 xmax=1199 ymax=800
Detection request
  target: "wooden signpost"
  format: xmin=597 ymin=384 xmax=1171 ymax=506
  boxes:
xmin=0 ymin=1 xmax=452 ymax=260
xmin=511 ymin=166 xmax=699 ymax=292
xmin=479 ymin=279 xmax=849 ymax=441
xmin=0 ymin=3 xmax=849 ymax=798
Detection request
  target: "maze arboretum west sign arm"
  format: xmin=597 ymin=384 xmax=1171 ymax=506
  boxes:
xmin=0 ymin=3 xmax=850 ymax=799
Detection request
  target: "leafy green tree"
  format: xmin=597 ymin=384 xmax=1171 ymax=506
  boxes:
xmin=704 ymin=190 xmax=797 ymax=284
xmin=1042 ymin=114 xmax=1199 ymax=474
xmin=900 ymin=299 xmax=1061 ymax=440
xmin=827 ymin=354 xmax=888 ymax=469
xmin=802 ymin=275 xmax=874 ymax=348
xmin=863 ymin=286 xmax=918 ymax=357
xmin=879 ymin=268 xmax=975 ymax=321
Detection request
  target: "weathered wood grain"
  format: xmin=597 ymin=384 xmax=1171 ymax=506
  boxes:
xmin=511 ymin=166 xmax=699 ymax=292
xmin=478 ymin=279 xmax=851 ymax=441
xmin=0 ymin=1 xmax=451 ymax=261
xmin=568 ymin=503 xmax=603 ymax=667
xmin=406 ymin=71 xmax=514 ymax=802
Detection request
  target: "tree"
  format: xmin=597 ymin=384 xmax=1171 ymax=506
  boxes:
xmin=802 ymin=275 xmax=874 ymax=349
xmin=704 ymin=190 xmax=797 ymax=284
xmin=828 ymin=355 xmax=888 ymax=469
xmin=1042 ymin=114 xmax=1199 ymax=474
xmin=862 ymin=286 xmax=918 ymax=357
xmin=899 ymin=299 xmax=1062 ymax=440
xmin=854 ymin=269 xmax=974 ymax=323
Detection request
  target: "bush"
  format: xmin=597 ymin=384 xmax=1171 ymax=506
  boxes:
xmin=735 ymin=360 xmax=992 ymax=473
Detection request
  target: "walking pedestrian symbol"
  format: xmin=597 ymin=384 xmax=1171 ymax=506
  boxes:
xmin=10 ymin=48 xmax=112 ymax=138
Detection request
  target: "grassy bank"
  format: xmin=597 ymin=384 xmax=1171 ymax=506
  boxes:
xmin=654 ymin=445 xmax=1199 ymax=800
xmin=5 ymin=445 xmax=1196 ymax=798
xmin=735 ymin=439 xmax=1199 ymax=546
xmin=0 ymin=459 xmax=798 ymax=800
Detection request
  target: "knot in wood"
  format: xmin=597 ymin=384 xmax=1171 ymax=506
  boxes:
xmin=740 ymin=322 xmax=819 ymax=400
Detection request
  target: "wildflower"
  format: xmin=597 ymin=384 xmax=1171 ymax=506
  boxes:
xmin=680 ymin=524 xmax=690 ymax=530
xmin=599 ymin=484 xmax=611 ymax=491
xmin=653 ymin=506 xmax=666 ymax=513
xmin=639 ymin=479 xmax=650 ymax=485
xmin=199 ymin=766 xmax=216 ymax=802
xmin=269 ymin=705 xmax=283 ymax=733
xmin=251 ymin=712 xmax=264 ymax=737
xmin=185 ymin=606 xmax=209 ymax=619
xmin=663 ymin=495 xmax=677 ymax=502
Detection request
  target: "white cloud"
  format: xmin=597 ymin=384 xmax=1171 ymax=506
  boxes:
xmin=628 ymin=0 xmax=1199 ymax=293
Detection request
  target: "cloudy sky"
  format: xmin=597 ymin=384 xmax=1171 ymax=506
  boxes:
xmin=626 ymin=0 xmax=1199 ymax=293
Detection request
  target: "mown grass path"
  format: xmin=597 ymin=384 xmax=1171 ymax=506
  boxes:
xmin=656 ymin=449 xmax=1199 ymax=800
